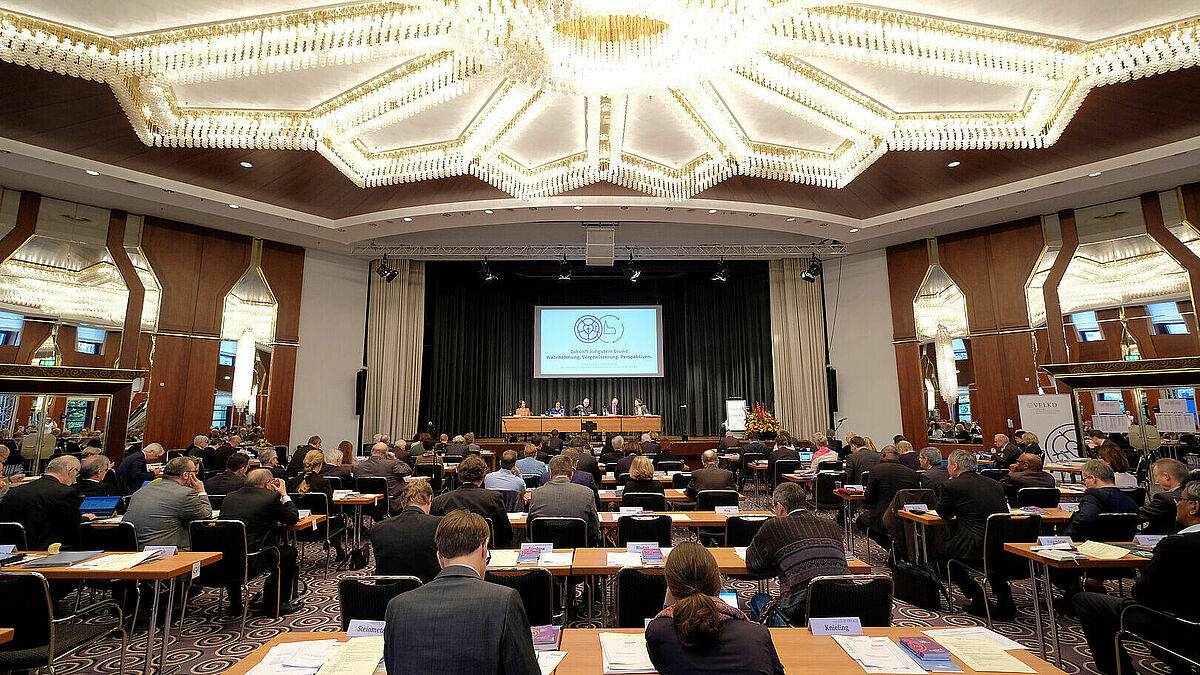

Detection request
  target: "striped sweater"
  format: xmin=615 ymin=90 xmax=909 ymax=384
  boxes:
xmin=746 ymin=511 xmax=850 ymax=598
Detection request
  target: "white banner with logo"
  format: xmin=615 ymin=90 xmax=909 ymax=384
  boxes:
xmin=1018 ymin=394 xmax=1080 ymax=462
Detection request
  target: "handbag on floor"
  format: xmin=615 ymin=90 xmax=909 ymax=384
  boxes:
xmin=889 ymin=553 xmax=947 ymax=611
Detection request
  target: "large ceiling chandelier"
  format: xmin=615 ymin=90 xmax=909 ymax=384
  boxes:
xmin=0 ymin=3 xmax=1196 ymax=199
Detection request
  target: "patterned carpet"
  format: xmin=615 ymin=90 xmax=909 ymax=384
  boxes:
xmin=46 ymin=502 xmax=1166 ymax=675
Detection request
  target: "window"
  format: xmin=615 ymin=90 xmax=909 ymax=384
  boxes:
xmin=1071 ymin=311 xmax=1104 ymax=341
xmin=0 ymin=311 xmax=22 ymax=346
xmin=952 ymin=338 xmax=968 ymax=361
xmin=75 ymin=327 xmax=106 ymax=355
xmin=1147 ymin=302 xmax=1189 ymax=335
xmin=218 ymin=340 xmax=238 ymax=366
xmin=1097 ymin=391 xmax=1125 ymax=412
xmin=956 ymin=386 xmax=972 ymax=422
xmin=213 ymin=392 xmax=233 ymax=428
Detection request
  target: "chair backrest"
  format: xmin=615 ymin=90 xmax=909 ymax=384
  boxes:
xmin=622 ymin=492 xmax=667 ymax=511
xmin=773 ymin=459 xmax=802 ymax=486
xmin=725 ymin=515 xmax=772 ymax=547
xmin=617 ymin=515 xmax=672 ymax=547
xmin=485 ymin=568 xmax=555 ymax=626
xmin=859 ymin=470 xmax=871 ymax=485
xmin=523 ymin=474 xmax=541 ymax=490
xmin=671 ymin=472 xmax=691 ymax=489
xmin=528 ymin=516 xmax=587 ymax=548
xmin=617 ymin=472 xmax=632 ymax=486
xmin=413 ymin=464 xmax=443 ymax=491
xmin=356 ymin=476 xmax=388 ymax=496
xmin=805 ymin=574 xmax=894 ymax=627
xmin=188 ymin=520 xmax=249 ymax=586
xmin=443 ymin=455 xmax=464 ymax=464
xmin=696 ymin=489 xmax=739 ymax=511
xmin=742 ymin=452 xmax=765 ymax=465
xmin=79 ymin=521 xmax=138 ymax=551
xmin=337 ymin=576 xmax=421 ymax=630
xmin=615 ymin=567 xmax=668 ymax=628
xmin=497 ymin=490 xmax=526 ymax=513
xmin=116 ymin=495 xmax=132 ymax=515
xmin=0 ymin=521 xmax=28 ymax=550
xmin=208 ymin=494 xmax=225 ymax=510
xmin=1119 ymin=486 xmax=1146 ymax=508
xmin=814 ymin=471 xmax=848 ymax=509
xmin=657 ymin=461 xmax=684 ymax=472
xmin=325 ymin=475 xmax=343 ymax=491
xmin=981 ymin=513 xmax=1043 ymax=580
xmin=1092 ymin=512 xmax=1141 ymax=542
xmin=1015 ymin=487 xmax=1061 ymax=508
xmin=0 ymin=571 xmax=53 ymax=653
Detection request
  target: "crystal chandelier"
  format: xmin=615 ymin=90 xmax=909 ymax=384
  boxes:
xmin=934 ymin=325 xmax=959 ymax=404
xmin=231 ymin=329 xmax=255 ymax=411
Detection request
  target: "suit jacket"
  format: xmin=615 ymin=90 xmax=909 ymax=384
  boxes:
xmin=920 ymin=465 xmax=950 ymax=497
xmin=766 ymin=447 xmax=800 ymax=481
xmin=685 ymin=466 xmax=737 ymax=498
xmin=576 ymin=404 xmax=593 ymax=415
xmin=652 ymin=449 xmax=680 ymax=466
xmin=642 ymin=441 xmax=662 ymax=456
xmin=991 ymin=443 xmax=1021 ymax=469
xmin=844 ymin=449 xmax=881 ymax=484
xmin=545 ymin=437 xmax=564 ymax=452
xmin=528 ymin=476 xmax=602 ymax=545
xmin=1140 ymin=486 xmax=1182 ymax=534
xmin=370 ymin=506 xmax=443 ymax=582
xmin=76 ymin=478 xmax=120 ymax=497
xmin=320 ymin=464 xmax=353 ymax=481
xmin=383 ymin=565 xmax=538 ymax=675
xmin=121 ymin=479 xmax=213 ymax=549
xmin=1131 ymin=531 xmax=1200 ymax=620
xmin=743 ymin=440 xmax=769 ymax=458
xmin=605 ymin=404 xmax=621 ymax=415
xmin=623 ymin=478 xmax=665 ymax=494
xmin=204 ymin=471 xmax=247 ymax=495
xmin=575 ymin=452 xmax=601 ymax=484
xmin=213 ymin=444 xmax=237 ymax=473
xmin=287 ymin=444 xmax=318 ymax=477
xmin=353 ymin=456 xmax=413 ymax=511
xmin=718 ymin=436 xmax=741 ymax=452
xmin=1066 ymin=486 xmax=1138 ymax=540
xmin=935 ymin=470 xmax=1008 ymax=561
xmin=862 ymin=461 xmax=920 ymax=531
xmin=431 ymin=483 xmax=513 ymax=548
xmin=219 ymin=486 xmax=299 ymax=550
xmin=897 ymin=452 xmax=921 ymax=471
xmin=999 ymin=470 xmax=1057 ymax=504
xmin=0 ymin=475 xmax=83 ymax=549
xmin=445 ymin=442 xmax=469 ymax=457
xmin=115 ymin=450 xmax=155 ymax=494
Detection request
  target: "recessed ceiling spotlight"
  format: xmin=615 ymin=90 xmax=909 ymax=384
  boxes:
xmin=240 ymin=161 xmax=253 ymax=168
xmin=947 ymin=161 xmax=961 ymax=168
xmin=1088 ymin=171 xmax=1102 ymax=177
xmin=708 ymin=209 xmax=717 ymax=214
xmin=573 ymin=205 xmax=583 ymax=210
xmin=84 ymin=170 xmax=99 ymax=176
xmin=786 ymin=217 xmax=796 ymax=222
xmin=484 ymin=209 xmax=493 ymax=214
xmin=403 ymin=217 xmax=413 ymax=222
xmin=849 ymin=228 xmax=860 ymax=233
xmin=228 ymin=203 xmax=239 ymax=209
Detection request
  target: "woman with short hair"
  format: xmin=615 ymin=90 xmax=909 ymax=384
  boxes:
xmin=623 ymin=455 xmax=664 ymax=494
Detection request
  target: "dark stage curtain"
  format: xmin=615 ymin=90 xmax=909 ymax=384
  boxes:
xmin=418 ymin=260 xmax=774 ymax=438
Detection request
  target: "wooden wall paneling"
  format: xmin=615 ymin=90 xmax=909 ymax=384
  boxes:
xmin=1124 ymin=306 xmax=1158 ymax=359
xmin=967 ymin=337 xmax=1009 ymax=439
xmin=885 ymin=241 xmax=929 ymax=340
xmin=894 ymin=342 xmax=927 ymax=444
xmin=140 ymin=218 xmax=205 ymax=334
xmin=259 ymin=241 xmax=305 ymax=344
xmin=106 ymin=387 xmax=130 ymax=459
xmin=12 ymin=321 xmax=53 ymax=365
xmin=938 ymin=230 xmax=999 ymax=332
xmin=1143 ymin=191 xmax=1200 ymax=353
xmin=195 ymin=229 xmax=252 ymax=337
xmin=143 ymin=335 xmax=192 ymax=451
xmin=105 ymin=210 xmax=144 ymax=368
xmin=180 ymin=339 xmax=221 ymax=450
xmin=14 ymin=396 xmax=35 ymax=428
xmin=94 ymin=396 xmax=108 ymax=432
xmin=1043 ymin=210 xmax=1079 ymax=363
xmin=983 ymin=219 xmax=1045 ymax=330
xmin=263 ymin=345 xmax=296 ymax=445
xmin=47 ymin=395 xmax=67 ymax=428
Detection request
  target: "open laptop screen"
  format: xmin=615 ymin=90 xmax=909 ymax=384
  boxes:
xmin=79 ymin=495 xmax=121 ymax=517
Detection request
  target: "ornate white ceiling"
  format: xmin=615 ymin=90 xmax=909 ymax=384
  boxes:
xmin=0 ymin=0 xmax=1197 ymax=203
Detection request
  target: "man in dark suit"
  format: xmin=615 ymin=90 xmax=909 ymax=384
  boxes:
xmin=445 ymin=435 xmax=470 ymax=457
xmin=857 ymin=446 xmax=920 ymax=549
xmin=383 ymin=510 xmax=538 ymax=674
xmin=573 ymin=443 xmax=601 ymax=485
xmin=115 ymin=442 xmax=165 ymax=494
xmin=937 ymin=449 xmax=1010 ymax=618
xmin=640 ymin=433 xmax=661 ymax=457
xmin=989 ymin=434 xmax=1021 ymax=469
xmin=743 ymin=431 xmax=768 ymax=458
xmin=529 ymin=455 xmax=602 ymax=545
xmin=204 ymin=452 xmax=250 ymax=495
xmin=1140 ymin=458 xmax=1187 ymax=534
xmin=211 ymin=435 xmax=241 ymax=474
xmin=258 ymin=449 xmax=287 ymax=479
xmin=370 ymin=480 xmax=442 ymax=582
xmin=575 ymin=397 xmax=593 ymax=416
xmin=0 ymin=455 xmax=89 ymax=549
xmin=717 ymin=431 xmax=741 ymax=453
xmin=844 ymin=436 xmax=880 ymax=484
xmin=76 ymin=455 xmax=120 ymax=497
xmin=1074 ymin=479 xmax=1200 ymax=675
xmin=685 ymin=450 xmax=737 ymax=498
xmin=998 ymin=453 xmax=1057 ymax=505
xmin=219 ymin=469 xmax=302 ymax=615
xmin=286 ymin=436 xmax=322 ymax=477
xmin=605 ymin=397 xmax=621 ymax=416
xmin=766 ymin=441 xmax=800 ymax=486
xmin=431 ymin=455 xmax=512 ymax=548
xmin=353 ymin=442 xmax=413 ymax=512
xmin=918 ymin=447 xmax=950 ymax=497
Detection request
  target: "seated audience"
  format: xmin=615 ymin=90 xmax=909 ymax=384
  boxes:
xmin=219 ymin=469 xmax=302 ymax=615
xmin=0 ymin=455 xmax=86 ymax=549
xmin=574 ymin=441 xmax=602 ymax=484
xmin=515 ymin=443 xmax=547 ymax=477
xmin=998 ymin=453 xmax=1056 ymax=505
xmin=258 ymin=449 xmax=286 ymax=478
xmin=1140 ymin=458 xmax=1188 ymax=534
xmin=646 ymin=542 xmax=784 ymax=675
xmin=431 ymin=454 xmax=512 ymax=548
xmin=528 ymin=455 xmax=602 ymax=546
xmin=990 ymin=434 xmax=1021 ymax=470
xmin=76 ymin=454 xmax=119 ymax=497
xmin=353 ymin=442 xmax=413 ymax=512
xmin=382 ymin=510 xmax=538 ymax=674
xmin=1097 ymin=445 xmax=1137 ymax=488
xmin=444 ymin=435 xmax=470 ymax=457
xmin=320 ymin=443 xmax=354 ymax=480
xmin=287 ymin=450 xmax=335 ymax=497
xmin=122 ymin=457 xmax=212 ymax=549
xmin=615 ymin=440 xmax=643 ymax=477
xmin=747 ymin=482 xmax=849 ymax=624
xmin=717 ymin=431 xmax=741 ymax=453
xmin=287 ymin=435 xmax=322 ymax=477
xmin=370 ymin=480 xmax=443 ymax=583
xmin=599 ymin=434 xmax=624 ymax=466
xmin=858 ymin=445 xmax=920 ymax=549
xmin=1065 ymin=459 xmax=1139 ymax=542
xmin=1019 ymin=431 xmax=1043 ymax=456
xmin=116 ymin=442 xmax=165 ymax=494
xmin=743 ymin=431 xmax=768 ymax=458
xmin=811 ymin=441 xmax=838 ymax=467
xmin=918 ymin=447 xmax=950 ymax=496
xmin=936 ymin=449 xmax=1010 ymax=619
xmin=624 ymin=456 xmax=665 ymax=494
xmin=1074 ymin=479 xmax=1200 ymax=675
xmin=685 ymin=450 xmax=737 ymax=498
xmin=483 ymin=450 xmax=526 ymax=493
xmin=204 ymin=452 xmax=250 ymax=494
xmin=896 ymin=440 xmax=921 ymax=471
xmin=844 ymin=436 xmax=880 ymax=484
xmin=766 ymin=435 xmax=800 ymax=485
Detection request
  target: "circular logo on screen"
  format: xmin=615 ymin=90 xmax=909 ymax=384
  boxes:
xmin=597 ymin=315 xmax=625 ymax=344
xmin=574 ymin=315 xmax=603 ymax=343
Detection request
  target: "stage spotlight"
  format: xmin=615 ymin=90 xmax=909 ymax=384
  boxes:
xmin=558 ymin=256 xmax=572 ymax=281
xmin=375 ymin=255 xmax=400 ymax=283
xmin=479 ymin=258 xmax=498 ymax=283
xmin=627 ymin=263 xmax=642 ymax=283
xmin=801 ymin=255 xmax=822 ymax=283
xmin=711 ymin=259 xmax=729 ymax=283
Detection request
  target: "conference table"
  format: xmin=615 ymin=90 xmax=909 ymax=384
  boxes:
xmin=2 ymin=550 xmax=223 ymax=675
xmin=509 ymin=510 xmax=770 ymax=531
xmin=599 ymin=473 xmax=677 ymax=485
xmin=899 ymin=507 xmax=1076 ymax=566
xmin=0 ymin=628 xmax=10 ymax=645
xmin=227 ymin=627 xmax=1069 ymax=675
xmin=332 ymin=493 xmax=384 ymax=568
xmin=502 ymin=415 xmax=661 ymax=435
xmin=597 ymin=488 xmax=738 ymax=504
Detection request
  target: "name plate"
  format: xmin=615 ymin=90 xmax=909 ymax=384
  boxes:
xmin=619 ymin=507 xmax=642 ymax=515
xmin=1134 ymin=534 xmax=1166 ymax=548
xmin=809 ymin=617 xmax=863 ymax=636
xmin=1038 ymin=536 xmax=1073 ymax=546
xmin=903 ymin=504 xmax=928 ymax=513
xmin=626 ymin=542 xmax=658 ymax=553
xmin=0 ymin=545 xmax=14 ymax=554
xmin=143 ymin=545 xmax=177 ymax=557
xmin=715 ymin=506 xmax=739 ymax=514
xmin=347 ymin=619 xmax=386 ymax=637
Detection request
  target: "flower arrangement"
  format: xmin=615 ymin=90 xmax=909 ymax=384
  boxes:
xmin=745 ymin=402 xmax=779 ymax=435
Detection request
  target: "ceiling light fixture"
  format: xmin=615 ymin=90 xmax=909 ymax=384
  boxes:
xmin=801 ymin=255 xmax=822 ymax=283
xmin=786 ymin=217 xmax=796 ymax=222
xmin=711 ymin=259 xmax=729 ymax=283
xmin=375 ymin=255 xmax=400 ymax=283
xmin=403 ymin=217 xmax=413 ymax=222
xmin=1088 ymin=171 xmax=1102 ymax=177
xmin=228 ymin=204 xmax=239 ymax=209
xmin=84 ymin=170 xmax=100 ymax=176
xmin=626 ymin=251 xmax=641 ymax=283
xmin=947 ymin=161 xmax=961 ymax=168
xmin=573 ymin=205 xmax=583 ymax=210
xmin=240 ymin=161 xmax=253 ymax=168
xmin=484 ymin=209 xmax=493 ymax=214
xmin=479 ymin=258 xmax=499 ymax=283
xmin=558 ymin=255 xmax=572 ymax=281
xmin=708 ymin=209 xmax=718 ymax=214
xmin=849 ymin=228 xmax=859 ymax=233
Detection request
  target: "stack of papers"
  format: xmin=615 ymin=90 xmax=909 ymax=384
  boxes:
xmin=246 ymin=639 xmax=341 ymax=675
xmin=665 ymin=513 xmax=690 ymax=521
xmin=1076 ymin=541 xmax=1130 ymax=560
xmin=922 ymin=627 xmax=1026 ymax=650
xmin=599 ymin=632 xmax=656 ymax=674
xmin=931 ymin=636 xmax=1034 ymax=673
xmin=68 ymin=550 xmax=162 ymax=571
xmin=537 ymin=651 xmax=567 ymax=675
xmin=315 ymin=636 xmax=384 ymax=675
xmin=833 ymin=635 xmax=925 ymax=674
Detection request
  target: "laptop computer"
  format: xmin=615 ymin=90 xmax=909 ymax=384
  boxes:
xmin=79 ymin=495 xmax=121 ymax=518
xmin=799 ymin=451 xmax=814 ymax=463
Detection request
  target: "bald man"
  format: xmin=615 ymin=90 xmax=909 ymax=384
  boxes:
xmin=999 ymin=452 xmax=1057 ymax=505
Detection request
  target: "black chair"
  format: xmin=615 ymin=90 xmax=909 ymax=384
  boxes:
xmin=622 ymin=492 xmax=667 ymax=511
xmin=859 ymin=470 xmax=871 ymax=486
xmin=324 ymin=476 xmax=343 ymax=491
xmin=356 ymin=476 xmax=392 ymax=521
xmin=946 ymin=513 xmax=1042 ymax=628
xmin=485 ymin=568 xmax=555 ymax=626
xmin=0 ymin=521 xmax=27 ymax=550
xmin=615 ymin=567 xmax=668 ymax=628
xmin=185 ymin=520 xmax=278 ymax=636
xmin=739 ymin=452 xmax=765 ymax=490
xmin=528 ymin=517 xmax=588 ymax=548
xmin=0 ymin=571 xmax=127 ymax=674
xmin=697 ymin=490 xmax=740 ymax=511
xmin=657 ymin=461 xmax=684 ymax=472
xmin=671 ymin=473 xmax=691 ymax=489
xmin=1088 ymin=512 xmax=1142 ymax=589
xmin=523 ymin=474 xmax=541 ymax=490
xmin=78 ymin=522 xmax=141 ymax=624
xmin=1116 ymin=603 xmax=1200 ymax=675
xmin=208 ymin=494 xmax=226 ymax=510
xmin=116 ymin=495 xmax=132 ymax=515
xmin=413 ymin=463 xmax=443 ymax=493
xmin=773 ymin=459 xmax=802 ymax=488
xmin=1015 ymin=487 xmax=1060 ymax=508
xmin=616 ymin=515 xmax=671 ymax=547
xmin=443 ymin=455 xmax=464 ymax=465
xmin=981 ymin=468 xmax=1009 ymax=481
xmin=803 ymin=574 xmax=894 ymax=627
xmin=726 ymin=515 xmax=772 ymax=547
xmin=337 ymin=576 xmax=421 ymax=629
xmin=617 ymin=472 xmax=632 ymax=487
xmin=292 ymin=492 xmax=348 ymax=578
xmin=813 ymin=471 xmax=848 ymax=511
xmin=1119 ymin=487 xmax=1146 ymax=508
